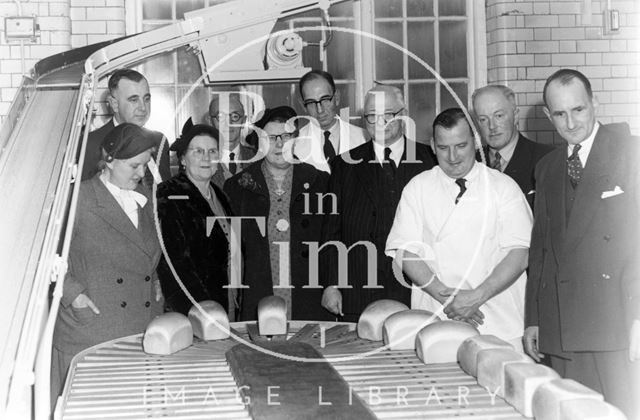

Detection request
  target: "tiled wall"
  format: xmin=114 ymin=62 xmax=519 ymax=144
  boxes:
xmin=486 ymin=0 xmax=640 ymax=144
xmin=0 ymin=0 xmax=124 ymax=118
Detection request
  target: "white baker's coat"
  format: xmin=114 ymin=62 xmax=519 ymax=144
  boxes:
xmin=385 ymin=163 xmax=533 ymax=341
xmin=294 ymin=117 xmax=368 ymax=173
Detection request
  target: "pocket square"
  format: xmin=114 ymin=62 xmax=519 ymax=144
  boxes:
xmin=527 ymin=190 xmax=535 ymax=195
xmin=601 ymin=186 xmax=624 ymax=199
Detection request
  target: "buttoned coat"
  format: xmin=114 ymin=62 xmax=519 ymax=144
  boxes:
xmin=156 ymin=172 xmax=232 ymax=315
xmin=526 ymin=123 xmax=640 ymax=355
xmin=223 ymin=161 xmax=331 ymax=321
xmin=53 ymin=175 xmax=163 ymax=357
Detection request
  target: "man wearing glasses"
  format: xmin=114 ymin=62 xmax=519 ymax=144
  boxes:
xmin=295 ymin=70 xmax=367 ymax=173
xmin=320 ymin=85 xmax=435 ymax=321
xmin=208 ymin=93 xmax=257 ymax=188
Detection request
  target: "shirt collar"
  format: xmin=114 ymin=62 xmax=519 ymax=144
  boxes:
xmin=372 ymin=136 xmax=404 ymax=165
xmin=489 ymin=133 xmax=519 ymax=167
xmin=568 ymin=121 xmax=599 ymax=166
xmin=221 ymin=144 xmax=241 ymax=161
xmin=100 ymin=172 xmax=148 ymax=208
xmin=437 ymin=160 xmax=480 ymax=184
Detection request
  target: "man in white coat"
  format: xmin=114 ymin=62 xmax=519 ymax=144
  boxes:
xmin=385 ymin=108 xmax=532 ymax=349
xmin=295 ymin=70 xmax=367 ymax=173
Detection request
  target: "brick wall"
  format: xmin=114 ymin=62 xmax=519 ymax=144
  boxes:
xmin=486 ymin=0 xmax=640 ymax=144
xmin=0 ymin=0 xmax=124 ymax=121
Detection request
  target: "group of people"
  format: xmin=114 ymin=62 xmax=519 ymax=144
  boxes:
xmin=50 ymin=67 xmax=638 ymax=419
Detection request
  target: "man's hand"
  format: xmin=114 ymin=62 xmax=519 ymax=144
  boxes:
xmin=523 ymin=326 xmax=544 ymax=362
xmin=630 ymin=319 xmax=640 ymax=362
xmin=321 ymin=286 xmax=343 ymax=316
xmin=71 ymin=293 xmax=100 ymax=314
xmin=439 ymin=288 xmax=485 ymax=326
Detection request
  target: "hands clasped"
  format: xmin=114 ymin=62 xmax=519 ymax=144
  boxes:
xmin=439 ymin=287 xmax=485 ymax=328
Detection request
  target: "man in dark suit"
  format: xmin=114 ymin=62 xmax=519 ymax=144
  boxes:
xmin=524 ymin=69 xmax=639 ymax=418
xmin=208 ymin=92 xmax=257 ymax=188
xmin=320 ymin=85 xmax=435 ymax=321
xmin=81 ymin=69 xmax=171 ymax=182
xmin=472 ymin=84 xmax=553 ymax=208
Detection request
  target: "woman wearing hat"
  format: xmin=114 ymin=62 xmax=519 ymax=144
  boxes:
xmin=223 ymin=106 xmax=331 ymax=321
xmin=52 ymin=123 xmax=164 ymax=402
xmin=156 ymin=120 xmax=234 ymax=317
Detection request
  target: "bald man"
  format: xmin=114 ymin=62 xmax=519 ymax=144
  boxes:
xmin=320 ymin=85 xmax=435 ymax=321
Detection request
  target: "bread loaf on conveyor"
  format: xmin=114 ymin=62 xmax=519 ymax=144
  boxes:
xmin=503 ymin=362 xmax=560 ymax=417
xmin=415 ymin=320 xmax=478 ymax=363
xmin=457 ymin=334 xmax=514 ymax=377
xmin=188 ymin=300 xmax=230 ymax=340
xmin=142 ymin=312 xmax=193 ymax=355
xmin=258 ymin=295 xmax=287 ymax=336
xmin=382 ymin=309 xmax=439 ymax=350
xmin=357 ymin=299 xmax=409 ymax=341
xmin=560 ymin=399 xmax=627 ymax=420
xmin=532 ymin=379 xmax=604 ymax=420
xmin=477 ymin=348 xmax=533 ymax=398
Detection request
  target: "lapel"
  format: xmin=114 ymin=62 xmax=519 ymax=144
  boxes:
xmin=89 ymin=176 xmax=154 ymax=258
xmin=397 ymin=138 xmax=426 ymax=184
xmin=562 ymin=127 xmax=611 ymax=254
xmin=545 ymin=149 xmax=567 ymax=261
xmin=353 ymin=142 xmax=378 ymax=205
xmin=240 ymin=160 xmax=269 ymax=198
xmin=503 ymin=134 xmax=529 ymax=179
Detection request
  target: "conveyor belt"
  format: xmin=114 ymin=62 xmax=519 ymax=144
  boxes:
xmin=58 ymin=322 xmax=526 ymax=420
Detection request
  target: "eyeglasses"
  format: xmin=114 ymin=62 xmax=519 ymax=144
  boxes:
xmin=364 ymin=108 xmax=405 ymax=125
xmin=267 ymin=133 xmax=295 ymax=143
xmin=187 ymin=147 xmax=219 ymax=158
xmin=211 ymin=112 xmax=244 ymax=123
xmin=303 ymin=94 xmax=335 ymax=111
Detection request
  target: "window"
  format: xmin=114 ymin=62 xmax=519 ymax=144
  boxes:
xmin=126 ymin=0 xmax=485 ymax=141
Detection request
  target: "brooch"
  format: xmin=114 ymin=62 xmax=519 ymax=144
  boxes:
xmin=276 ymin=219 xmax=290 ymax=232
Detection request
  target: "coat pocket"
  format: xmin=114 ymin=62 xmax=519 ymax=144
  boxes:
xmin=71 ymin=306 xmax=98 ymax=325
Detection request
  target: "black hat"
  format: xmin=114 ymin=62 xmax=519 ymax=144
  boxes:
xmin=170 ymin=118 xmax=219 ymax=157
xmin=101 ymin=123 xmax=162 ymax=162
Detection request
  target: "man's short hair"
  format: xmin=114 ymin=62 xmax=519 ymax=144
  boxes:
xmin=209 ymin=92 xmax=245 ymax=114
xmin=299 ymin=70 xmax=336 ymax=96
xmin=432 ymin=107 xmax=471 ymax=138
xmin=108 ymin=68 xmax=146 ymax=93
xmin=471 ymin=84 xmax=517 ymax=109
xmin=543 ymin=69 xmax=593 ymax=105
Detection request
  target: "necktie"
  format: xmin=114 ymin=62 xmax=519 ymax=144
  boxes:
xmin=323 ymin=130 xmax=336 ymax=160
xmin=384 ymin=147 xmax=396 ymax=171
xmin=492 ymin=151 xmax=502 ymax=171
xmin=455 ymin=178 xmax=467 ymax=204
xmin=567 ymin=144 xmax=583 ymax=188
xmin=229 ymin=152 xmax=237 ymax=175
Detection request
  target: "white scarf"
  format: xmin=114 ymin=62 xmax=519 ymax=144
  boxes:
xmin=100 ymin=172 xmax=148 ymax=228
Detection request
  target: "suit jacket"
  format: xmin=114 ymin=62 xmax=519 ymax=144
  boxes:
xmin=211 ymin=142 xmax=258 ymax=189
xmin=223 ymin=161 xmax=331 ymax=321
xmin=486 ymin=134 xmax=553 ymax=208
xmin=526 ymin=123 xmax=640 ymax=355
xmin=53 ymin=175 xmax=163 ymax=356
xmin=81 ymin=119 xmax=171 ymax=182
xmin=320 ymin=139 xmax=436 ymax=316
xmin=156 ymin=172 xmax=233 ymax=315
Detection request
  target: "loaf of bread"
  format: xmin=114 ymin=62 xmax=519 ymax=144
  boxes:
xmin=457 ymin=334 xmax=513 ymax=377
xmin=560 ymin=399 xmax=627 ymax=420
xmin=382 ymin=309 xmax=439 ymax=350
xmin=477 ymin=348 xmax=533 ymax=398
xmin=143 ymin=312 xmax=193 ymax=355
xmin=357 ymin=299 xmax=409 ymax=341
xmin=188 ymin=300 xmax=230 ymax=341
xmin=504 ymin=362 xmax=560 ymax=417
xmin=258 ymin=295 xmax=287 ymax=336
xmin=532 ymin=379 xmax=603 ymax=420
xmin=415 ymin=320 xmax=479 ymax=363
